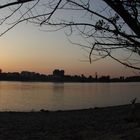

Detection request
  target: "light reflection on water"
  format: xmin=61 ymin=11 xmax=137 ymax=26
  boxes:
xmin=0 ymin=81 xmax=140 ymax=111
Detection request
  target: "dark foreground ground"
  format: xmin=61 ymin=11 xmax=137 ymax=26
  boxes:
xmin=0 ymin=104 xmax=140 ymax=140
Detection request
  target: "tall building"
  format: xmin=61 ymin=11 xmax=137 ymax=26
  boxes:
xmin=95 ymin=72 xmax=98 ymax=80
xmin=53 ymin=69 xmax=65 ymax=82
xmin=53 ymin=69 xmax=65 ymax=77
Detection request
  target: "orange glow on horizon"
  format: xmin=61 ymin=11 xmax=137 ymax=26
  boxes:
xmin=0 ymin=23 xmax=138 ymax=78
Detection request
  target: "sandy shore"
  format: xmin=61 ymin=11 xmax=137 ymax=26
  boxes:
xmin=0 ymin=104 xmax=140 ymax=140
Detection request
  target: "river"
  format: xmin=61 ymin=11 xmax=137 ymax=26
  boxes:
xmin=0 ymin=81 xmax=139 ymax=111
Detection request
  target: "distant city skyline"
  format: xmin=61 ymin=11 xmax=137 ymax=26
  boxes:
xmin=0 ymin=69 xmax=140 ymax=83
xmin=0 ymin=66 xmax=139 ymax=78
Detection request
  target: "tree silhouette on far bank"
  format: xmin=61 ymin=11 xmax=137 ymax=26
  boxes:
xmin=0 ymin=0 xmax=140 ymax=70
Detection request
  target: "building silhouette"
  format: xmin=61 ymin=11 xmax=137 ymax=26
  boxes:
xmin=53 ymin=69 xmax=65 ymax=82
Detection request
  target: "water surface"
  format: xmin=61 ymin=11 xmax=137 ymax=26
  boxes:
xmin=0 ymin=82 xmax=139 ymax=111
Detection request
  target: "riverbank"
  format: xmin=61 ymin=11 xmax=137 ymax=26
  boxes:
xmin=0 ymin=104 xmax=140 ymax=140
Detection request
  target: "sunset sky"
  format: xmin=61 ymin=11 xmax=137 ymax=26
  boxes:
xmin=0 ymin=23 xmax=137 ymax=77
xmin=0 ymin=0 xmax=139 ymax=77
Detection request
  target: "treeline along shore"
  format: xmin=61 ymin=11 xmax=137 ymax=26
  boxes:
xmin=0 ymin=69 xmax=140 ymax=82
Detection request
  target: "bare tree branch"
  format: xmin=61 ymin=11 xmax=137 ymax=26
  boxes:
xmin=0 ymin=0 xmax=140 ymax=70
xmin=0 ymin=0 xmax=34 ymax=9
